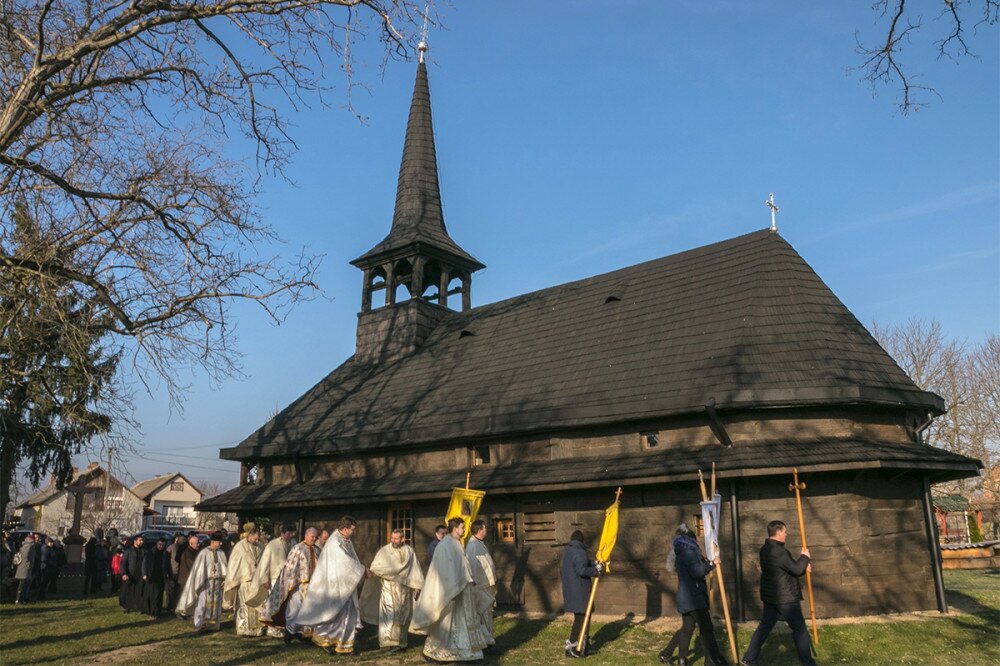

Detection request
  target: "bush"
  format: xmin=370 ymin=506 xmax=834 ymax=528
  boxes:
xmin=967 ymin=514 xmax=984 ymax=543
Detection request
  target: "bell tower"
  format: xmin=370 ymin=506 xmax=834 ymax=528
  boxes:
xmin=351 ymin=51 xmax=484 ymax=364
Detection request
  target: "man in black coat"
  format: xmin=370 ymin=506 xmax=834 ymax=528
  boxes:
xmin=426 ymin=524 xmax=447 ymax=565
xmin=741 ymin=520 xmax=815 ymax=666
xmin=142 ymin=538 xmax=171 ymax=617
xmin=560 ymin=530 xmax=602 ymax=659
xmin=120 ymin=536 xmax=146 ymax=613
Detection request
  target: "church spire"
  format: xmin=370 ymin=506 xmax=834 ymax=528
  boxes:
xmin=352 ymin=56 xmax=483 ymax=314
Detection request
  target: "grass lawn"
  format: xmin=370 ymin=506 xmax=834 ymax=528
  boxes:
xmin=1 ymin=570 xmax=997 ymax=665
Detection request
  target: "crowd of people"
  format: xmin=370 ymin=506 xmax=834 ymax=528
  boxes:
xmin=3 ymin=515 xmax=814 ymax=665
xmin=1 ymin=533 xmax=69 ymax=603
xmin=162 ymin=516 xmax=496 ymax=662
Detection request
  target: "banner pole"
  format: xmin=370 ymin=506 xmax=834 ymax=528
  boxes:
xmin=576 ymin=577 xmax=600 ymax=653
xmin=790 ymin=468 xmax=819 ymax=645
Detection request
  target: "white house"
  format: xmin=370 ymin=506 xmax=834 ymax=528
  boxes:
xmin=132 ymin=473 xmax=203 ymax=530
xmin=15 ymin=463 xmax=144 ymax=540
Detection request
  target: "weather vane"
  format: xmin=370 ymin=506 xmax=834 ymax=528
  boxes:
xmin=765 ymin=193 xmax=779 ymax=233
xmin=418 ymin=2 xmax=431 ymax=63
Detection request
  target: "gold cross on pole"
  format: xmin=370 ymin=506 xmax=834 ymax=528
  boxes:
xmin=765 ymin=193 xmax=779 ymax=233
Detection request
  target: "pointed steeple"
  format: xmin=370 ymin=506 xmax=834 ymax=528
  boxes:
xmin=352 ymin=61 xmax=483 ymax=272
xmin=352 ymin=58 xmax=483 ymax=321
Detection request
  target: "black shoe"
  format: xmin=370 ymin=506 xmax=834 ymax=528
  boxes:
xmin=657 ymin=651 xmax=673 ymax=665
xmin=283 ymin=629 xmax=293 ymax=645
xmin=321 ymin=646 xmax=335 ymax=656
xmin=565 ymin=648 xmax=584 ymax=659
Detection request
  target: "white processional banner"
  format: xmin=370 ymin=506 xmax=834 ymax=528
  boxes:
xmin=700 ymin=492 xmax=723 ymax=561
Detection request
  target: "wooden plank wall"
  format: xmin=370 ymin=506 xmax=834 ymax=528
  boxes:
xmin=267 ymin=470 xmax=936 ymax=620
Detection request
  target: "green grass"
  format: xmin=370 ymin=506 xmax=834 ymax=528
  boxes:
xmin=1 ymin=571 xmax=997 ymax=665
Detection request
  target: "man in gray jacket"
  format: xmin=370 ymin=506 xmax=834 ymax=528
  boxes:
xmin=14 ymin=534 xmax=38 ymax=604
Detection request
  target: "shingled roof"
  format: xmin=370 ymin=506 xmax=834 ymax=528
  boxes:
xmin=202 ymin=438 xmax=978 ymax=511
xmin=352 ymin=61 xmax=482 ymax=270
xmin=222 ymin=229 xmax=943 ymax=462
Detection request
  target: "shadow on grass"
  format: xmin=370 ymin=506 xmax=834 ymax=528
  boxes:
xmin=494 ymin=617 xmax=552 ymax=654
xmin=591 ymin=613 xmax=635 ymax=652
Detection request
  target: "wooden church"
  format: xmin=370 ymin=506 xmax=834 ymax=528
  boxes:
xmin=200 ymin=54 xmax=982 ymax=620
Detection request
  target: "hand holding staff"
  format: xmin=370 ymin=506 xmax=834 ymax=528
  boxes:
xmin=789 ymin=468 xmax=819 ymax=645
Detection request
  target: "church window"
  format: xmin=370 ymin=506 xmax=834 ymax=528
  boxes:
xmin=472 ymin=445 xmax=492 ymax=466
xmin=641 ymin=431 xmax=660 ymax=449
xmin=388 ymin=503 xmax=413 ymax=543
xmin=496 ymin=518 xmax=515 ymax=543
xmin=170 ymin=481 xmax=184 ymax=492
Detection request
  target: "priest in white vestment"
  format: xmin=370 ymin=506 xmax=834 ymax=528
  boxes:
xmin=296 ymin=516 xmax=368 ymax=655
xmin=360 ymin=528 xmax=425 ymax=650
xmin=253 ymin=525 xmax=296 ymax=638
xmin=176 ymin=531 xmax=229 ymax=631
xmin=412 ymin=518 xmax=488 ymax=662
xmin=260 ymin=527 xmax=320 ymax=642
xmin=223 ymin=524 xmax=264 ymax=636
xmin=465 ymin=519 xmax=497 ymax=649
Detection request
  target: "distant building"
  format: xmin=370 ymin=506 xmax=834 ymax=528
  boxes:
xmin=15 ymin=463 xmax=143 ymax=540
xmin=132 ymin=473 xmax=203 ymax=531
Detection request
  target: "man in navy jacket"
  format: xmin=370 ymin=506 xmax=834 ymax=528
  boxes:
xmin=741 ymin=520 xmax=815 ymax=665
xmin=561 ymin=530 xmax=602 ymax=658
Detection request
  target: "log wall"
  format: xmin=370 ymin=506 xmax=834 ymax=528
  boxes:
xmin=259 ymin=469 xmax=936 ymax=619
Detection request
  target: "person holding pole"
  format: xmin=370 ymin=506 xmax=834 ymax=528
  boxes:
xmin=740 ymin=521 xmax=815 ymax=666
xmin=560 ymin=530 xmax=602 ymax=658
xmin=659 ymin=524 xmax=729 ymax=665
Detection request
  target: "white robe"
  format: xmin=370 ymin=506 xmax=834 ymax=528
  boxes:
xmin=223 ymin=539 xmax=264 ymax=636
xmin=359 ymin=543 xmax=425 ymax=647
xmin=466 ymin=536 xmax=497 ymax=645
xmin=175 ymin=547 xmax=228 ymax=631
xmin=295 ymin=531 xmax=366 ymax=653
xmin=412 ymin=535 xmax=487 ymax=662
xmin=253 ymin=537 xmax=294 ymax=637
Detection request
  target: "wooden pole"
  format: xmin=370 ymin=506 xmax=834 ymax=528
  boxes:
xmin=465 ymin=471 xmax=470 ymax=490
xmin=576 ymin=576 xmax=600 ymax=653
xmin=789 ymin=468 xmax=819 ymax=645
xmin=699 ymin=470 xmax=738 ymax=663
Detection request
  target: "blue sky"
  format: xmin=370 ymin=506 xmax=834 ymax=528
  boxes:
xmin=112 ymin=2 xmax=998 ymax=489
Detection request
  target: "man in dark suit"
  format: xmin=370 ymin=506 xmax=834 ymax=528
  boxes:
xmin=741 ymin=520 xmax=815 ymax=666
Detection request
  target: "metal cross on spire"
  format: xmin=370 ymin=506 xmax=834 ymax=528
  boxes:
xmin=417 ymin=2 xmax=431 ymax=63
xmin=765 ymin=193 xmax=779 ymax=233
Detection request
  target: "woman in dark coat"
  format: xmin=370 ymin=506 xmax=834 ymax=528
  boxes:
xmin=659 ymin=525 xmax=728 ymax=665
xmin=560 ymin=530 xmax=602 ymax=658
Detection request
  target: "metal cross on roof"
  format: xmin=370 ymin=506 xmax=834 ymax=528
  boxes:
xmin=417 ymin=2 xmax=430 ymax=63
xmin=765 ymin=193 xmax=779 ymax=233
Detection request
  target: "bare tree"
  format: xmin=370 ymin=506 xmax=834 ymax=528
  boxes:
xmin=873 ymin=319 xmax=998 ymax=494
xmin=0 ymin=0 xmax=427 ymax=514
xmin=857 ymin=0 xmax=999 ymax=114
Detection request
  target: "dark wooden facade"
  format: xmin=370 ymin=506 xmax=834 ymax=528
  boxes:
xmin=200 ymin=59 xmax=981 ymax=619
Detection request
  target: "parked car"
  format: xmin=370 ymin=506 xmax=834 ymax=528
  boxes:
xmin=137 ymin=529 xmax=177 ymax=544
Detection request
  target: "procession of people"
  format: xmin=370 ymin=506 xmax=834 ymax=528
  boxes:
xmin=3 ymin=506 xmax=815 ymax=665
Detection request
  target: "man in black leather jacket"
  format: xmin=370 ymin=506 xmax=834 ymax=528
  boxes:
xmin=741 ymin=520 xmax=815 ymax=665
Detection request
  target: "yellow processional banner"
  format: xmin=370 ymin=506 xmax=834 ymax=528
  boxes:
xmin=595 ymin=488 xmax=621 ymax=570
xmin=445 ymin=486 xmax=486 ymax=544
